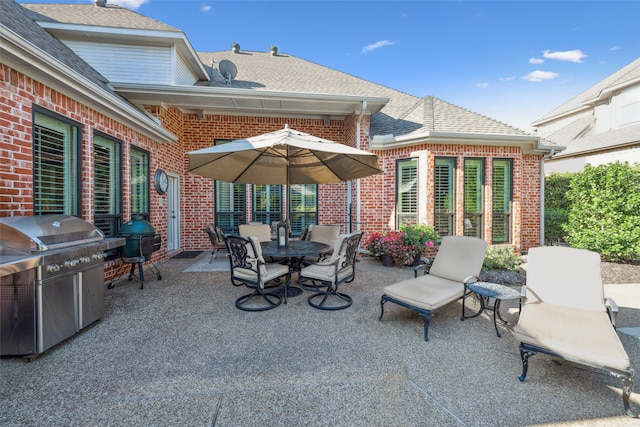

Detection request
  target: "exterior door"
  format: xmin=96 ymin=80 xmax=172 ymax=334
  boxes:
xmin=166 ymin=173 xmax=180 ymax=251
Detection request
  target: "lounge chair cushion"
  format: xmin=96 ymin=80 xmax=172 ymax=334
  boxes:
xmin=383 ymin=274 xmax=464 ymax=311
xmin=515 ymin=301 xmax=630 ymax=372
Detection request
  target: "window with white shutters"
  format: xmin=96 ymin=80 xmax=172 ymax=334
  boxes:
xmin=33 ymin=110 xmax=80 ymax=215
xmin=253 ymin=184 xmax=282 ymax=225
xmin=289 ymin=184 xmax=317 ymax=237
xmin=214 ymin=139 xmax=246 ymax=234
xmin=94 ymin=133 xmax=122 ymax=237
xmin=130 ymin=147 xmax=149 ymax=220
xmin=492 ymin=159 xmax=512 ymax=243
xmin=396 ymin=159 xmax=418 ymax=227
xmin=464 ymin=158 xmax=484 ymax=238
xmin=434 ymin=157 xmax=455 ymax=236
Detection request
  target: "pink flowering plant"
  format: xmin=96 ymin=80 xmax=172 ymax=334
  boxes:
xmin=400 ymin=223 xmax=439 ymax=255
xmin=365 ymin=224 xmax=439 ymax=266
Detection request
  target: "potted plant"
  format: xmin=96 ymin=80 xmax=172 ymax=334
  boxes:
xmin=364 ymin=231 xmax=405 ymax=266
xmin=400 ymin=223 xmax=439 ymax=266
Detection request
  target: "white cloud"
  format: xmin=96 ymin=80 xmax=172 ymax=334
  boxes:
xmin=500 ymin=76 xmax=516 ymax=81
xmin=543 ymin=49 xmax=587 ymax=63
xmin=361 ymin=40 xmax=395 ymax=54
xmin=476 ymin=82 xmax=489 ymax=89
xmin=529 ymin=57 xmax=544 ymax=65
xmin=108 ymin=0 xmax=148 ymax=9
xmin=521 ymin=70 xmax=559 ymax=82
xmin=610 ymin=45 xmax=623 ymax=51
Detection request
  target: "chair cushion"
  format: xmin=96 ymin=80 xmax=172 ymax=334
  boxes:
xmin=429 ymin=236 xmax=487 ymax=283
xmin=383 ymin=274 xmax=464 ymax=311
xmin=515 ymin=302 xmax=631 ymax=372
xmin=239 ymin=224 xmax=272 ymax=242
xmin=300 ymin=254 xmax=348 ymax=282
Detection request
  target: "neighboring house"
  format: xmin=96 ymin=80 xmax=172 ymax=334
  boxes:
xmin=534 ymin=57 xmax=640 ymax=173
xmin=1 ymin=0 xmax=558 ymax=283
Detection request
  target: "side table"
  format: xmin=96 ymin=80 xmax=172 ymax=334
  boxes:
xmin=461 ymin=282 xmax=521 ymax=337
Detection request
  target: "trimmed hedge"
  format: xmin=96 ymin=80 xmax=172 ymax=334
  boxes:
xmin=564 ymin=162 xmax=640 ymax=261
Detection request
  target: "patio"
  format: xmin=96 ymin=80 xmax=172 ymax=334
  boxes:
xmin=1 ymin=254 xmax=639 ymax=426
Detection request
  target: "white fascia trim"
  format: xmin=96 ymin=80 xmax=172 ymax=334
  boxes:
xmin=371 ymin=131 xmax=564 ymax=154
xmin=111 ymin=83 xmax=390 ymax=114
xmin=37 ymin=22 xmax=209 ymax=81
xmin=1 ymin=27 xmax=176 ymax=143
xmin=582 ymin=76 xmax=640 ymax=105
xmin=531 ymin=104 xmax=592 ymax=127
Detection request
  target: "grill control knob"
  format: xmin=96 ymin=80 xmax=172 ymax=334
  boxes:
xmin=47 ymin=264 xmax=61 ymax=273
xmin=64 ymin=259 xmax=79 ymax=268
xmin=79 ymin=256 xmax=91 ymax=263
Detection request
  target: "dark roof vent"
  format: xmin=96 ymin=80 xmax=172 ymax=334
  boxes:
xmin=270 ymin=45 xmax=278 ymax=56
xmin=231 ymin=42 xmax=240 ymax=53
xmin=94 ymin=0 xmax=107 ymax=6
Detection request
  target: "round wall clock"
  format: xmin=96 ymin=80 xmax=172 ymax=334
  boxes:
xmin=154 ymin=169 xmax=169 ymax=195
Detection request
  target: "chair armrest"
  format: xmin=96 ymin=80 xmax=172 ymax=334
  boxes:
xmin=605 ymin=297 xmax=619 ymax=327
xmin=463 ymin=275 xmax=478 ymax=284
xmin=413 ymin=258 xmax=432 ymax=278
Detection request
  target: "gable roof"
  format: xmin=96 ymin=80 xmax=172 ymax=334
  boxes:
xmin=198 ymin=49 xmax=530 ymax=139
xmin=1 ymin=0 xmax=176 ymax=143
xmin=22 ymin=3 xmax=179 ymax=32
xmin=533 ymin=57 xmax=640 ymax=125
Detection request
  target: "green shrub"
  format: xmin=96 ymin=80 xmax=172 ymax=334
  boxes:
xmin=564 ymin=162 xmax=640 ymax=261
xmin=482 ymin=246 xmax=522 ymax=271
xmin=544 ymin=172 xmax=573 ymax=244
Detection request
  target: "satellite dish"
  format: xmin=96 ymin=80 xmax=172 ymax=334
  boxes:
xmin=218 ymin=60 xmax=237 ymax=84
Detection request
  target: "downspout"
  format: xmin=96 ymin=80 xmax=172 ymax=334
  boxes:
xmin=352 ymin=101 xmax=367 ymax=233
xmin=540 ymin=148 xmax=555 ymax=245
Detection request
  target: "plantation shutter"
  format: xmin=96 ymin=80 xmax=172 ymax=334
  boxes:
xmin=434 ymin=158 xmax=455 ymax=236
xmin=492 ymin=159 xmax=512 ymax=243
xmin=253 ymin=184 xmax=282 ymax=224
xmin=33 ymin=112 xmax=78 ymax=215
xmin=93 ymin=135 xmax=121 ymax=237
xmin=396 ymin=159 xmax=418 ymax=227
xmin=289 ymin=184 xmax=317 ymax=237
xmin=464 ymin=159 xmax=483 ymax=238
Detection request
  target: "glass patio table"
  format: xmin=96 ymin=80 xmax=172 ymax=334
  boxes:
xmin=261 ymin=240 xmax=331 ymax=297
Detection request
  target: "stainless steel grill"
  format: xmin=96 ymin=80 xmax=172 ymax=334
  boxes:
xmin=0 ymin=214 xmax=124 ymax=358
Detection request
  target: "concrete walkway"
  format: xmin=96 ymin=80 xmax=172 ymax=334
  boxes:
xmin=1 ymin=254 xmax=639 ymax=426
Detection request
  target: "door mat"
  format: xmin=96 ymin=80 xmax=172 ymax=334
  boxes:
xmin=170 ymin=251 xmax=204 ymax=259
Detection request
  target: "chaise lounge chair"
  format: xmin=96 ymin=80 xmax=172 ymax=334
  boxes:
xmin=515 ymin=246 xmax=637 ymax=418
xmin=379 ymin=236 xmax=488 ymax=341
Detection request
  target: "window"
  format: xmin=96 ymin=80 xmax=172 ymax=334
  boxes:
xmin=130 ymin=147 xmax=149 ymax=220
xmin=214 ymin=139 xmax=246 ymax=234
xmin=94 ymin=133 xmax=122 ymax=237
xmin=463 ymin=158 xmax=484 ymax=238
xmin=396 ymin=159 xmax=418 ymax=227
xmin=33 ymin=109 xmax=80 ymax=215
xmin=253 ymin=184 xmax=282 ymax=225
xmin=289 ymin=184 xmax=317 ymax=237
xmin=492 ymin=159 xmax=512 ymax=243
xmin=434 ymin=157 xmax=455 ymax=236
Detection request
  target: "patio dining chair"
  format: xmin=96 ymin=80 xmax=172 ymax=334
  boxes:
xmin=305 ymin=224 xmax=341 ymax=263
xmin=224 ymin=234 xmax=291 ymax=311
xmin=515 ymin=246 xmax=637 ymax=417
xmin=298 ymin=231 xmax=363 ymax=310
xmin=238 ymin=223 xmax=272 ymax=242
xmin=204 ymin=223 xmax=226 ymax=263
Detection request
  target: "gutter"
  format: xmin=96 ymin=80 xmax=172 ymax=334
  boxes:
xmin=351 ymin=100 xmax=367 ymax=233
xmin=540 ymin=148 xmax=556 ymax=245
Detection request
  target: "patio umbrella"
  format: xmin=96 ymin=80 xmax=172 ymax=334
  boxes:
xmin=187 ymin=124 xmax=382 ymax=185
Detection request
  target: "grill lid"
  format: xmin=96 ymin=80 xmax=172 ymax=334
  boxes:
xmin=0 ymin=214 xmax=105 ymax=253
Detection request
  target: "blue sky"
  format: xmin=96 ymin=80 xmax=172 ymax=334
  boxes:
xmin=21 ymin=0 xmax=640 ymax=131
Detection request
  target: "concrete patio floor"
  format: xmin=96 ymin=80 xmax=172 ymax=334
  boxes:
xmin=1 ymin=254 xmax=639 ymax=426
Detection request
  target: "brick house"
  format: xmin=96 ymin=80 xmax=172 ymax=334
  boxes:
xmin=1 ymin=1 xmax=558 ymax=282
